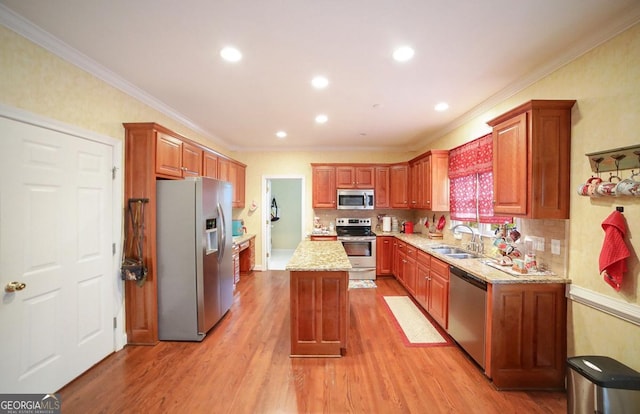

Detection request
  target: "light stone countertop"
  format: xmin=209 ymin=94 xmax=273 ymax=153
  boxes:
xmin=232 ymin=233 xmax=255 ymax=246
xmin=285 ymin=240 xmax=352 ymax=272
xmin=377 ymin=232 xmax=570 ymax=285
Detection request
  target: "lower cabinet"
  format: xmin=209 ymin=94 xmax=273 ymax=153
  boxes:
xmin=488 ymin=283 xmax=567 ymax=390
xmin=427 ymin=256 xmax=449 ymax=329
xmin=239 ymin=236 xmax=256 ymax=274
xmin=376 ymin=236 xmax=394 ymax=275
xmin=289 ymin=270 xmax=349 ymax=357
xmin=403 ymin=244 xmax=417 ymax=296
xmin=415 ymin=251 xmax=431 ymax=309
xmin=385 ymin=237 xmax=565 ymax=390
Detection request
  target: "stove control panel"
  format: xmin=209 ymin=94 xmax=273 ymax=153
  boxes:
xmin=336 ymin=218 xmax=371 ymax=226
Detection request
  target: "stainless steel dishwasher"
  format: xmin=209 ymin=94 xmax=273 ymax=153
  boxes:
xmin=448 ymin=265 xmax=487 ymax=369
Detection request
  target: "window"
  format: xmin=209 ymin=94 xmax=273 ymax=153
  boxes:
xmin=448 ymin=133 xmax=511 ymax=232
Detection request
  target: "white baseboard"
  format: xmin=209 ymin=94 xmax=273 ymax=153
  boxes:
xmin=567 ymin=284 xmax=640 ymax=326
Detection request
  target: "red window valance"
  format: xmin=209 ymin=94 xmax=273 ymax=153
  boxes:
xmin=448 ymin=133 xmax=510 ymax=224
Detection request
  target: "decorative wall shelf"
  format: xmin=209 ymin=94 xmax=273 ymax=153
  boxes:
xmin=586 ymin=144 xmax=640 ymax=173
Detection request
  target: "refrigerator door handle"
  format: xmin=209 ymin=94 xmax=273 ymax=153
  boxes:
xmin=217 ymin=202 xmax=226 ymax=262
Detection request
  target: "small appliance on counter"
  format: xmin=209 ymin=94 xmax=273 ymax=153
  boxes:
xmin=402 ymin=221 xmax=414 ymax=234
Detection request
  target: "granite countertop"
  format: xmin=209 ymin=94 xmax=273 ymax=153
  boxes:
xmin=233 ymin=233 xmax=255 ymax=246
xmin=285 ymin=240 xmax=352 ymax=272
xmin=377 ymin=232 xmax=570 ymax=285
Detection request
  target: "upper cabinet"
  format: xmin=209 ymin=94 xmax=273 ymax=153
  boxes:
xmin=311 ymin=165 xmax=337 ymax=208
xmin=219 ymin=158 xmax=246 ymax=208
xmin=336 ymin=166 xmax=375 ymax=188
xmin=410 ymin=150 xmax=449 ymax=211
xmin=487 ymin=100 xmax=575 ymax=219
xmin=156 ymin=131 xmax=203 ymax=178
xmin=202 ymin=151 xmax=219 ymax=179
xmin=390 ymin=164 xmax=410 ymax=208
xmin=375 ymin=166 xmax=390 ymax=208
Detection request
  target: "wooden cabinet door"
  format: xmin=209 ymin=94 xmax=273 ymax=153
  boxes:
xmin=156 ymin=132 xmax=183 ymax=177
xmin=203 ymin=151 xmax=218 ymax=179
xmin=375 ymin=166 xmax=390 ymax=208
xmin=395 ymin=241 xmax=406 ymax=284
xmin=390 ymin=164 xmax=409 ymax=208
xmin=354 ymin=166 xmax=374 ymax=188
xmin=233 ymin=162 xmax=246 ymax=208
xmin=218 ymin=158 xmax=231 ymax=182
xmin=430 ymin=151 xmax=450 ymax=211
xmin=488 ymin=100 xmax=574 ymax=219
xmin=376 ymin=236 xmax=393 ymax=275
xmin=419 ymin=157 xmax=429 ymax=209
xmin=415 ymin=262 xmax=429 ymax=309
xmin=335 ymin=166 xmax=355 ymax=188
xmin=415 ymin=251 xmax=431 ymax=309
xmin=404 ymin=245 xmax=417 ymax=296
xmin=312 ymin=166 xmax=336 ymax=208
xmin=336 ymin=166 xmax=374 ymax=188
xmin=489 ymin=283 xmax=566 ymax=389
xmin=428 ymin=257 xmax=449 ymax=329
xmin=492 ymin=112 xmax=528 ymax=216
xmin=290 ymin=271 xmax=349 ymax=356
xmin=391 ymin=238 xmax=399 ymax=276
xmin=409 ymin=161 xmax=420 ymax=208
xmin=181 ymin=141 xmax=202 ymax=177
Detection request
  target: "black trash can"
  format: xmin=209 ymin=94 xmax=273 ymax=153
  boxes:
xmin=567 ymin=355 xmax=640 ymax=413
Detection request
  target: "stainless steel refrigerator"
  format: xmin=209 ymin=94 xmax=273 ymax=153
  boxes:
xmin=156 ymin=177 xmax=234 ymax=341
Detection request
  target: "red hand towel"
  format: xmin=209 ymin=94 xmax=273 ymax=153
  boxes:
xmin=599 ymin=210 xmax=630 ymax=291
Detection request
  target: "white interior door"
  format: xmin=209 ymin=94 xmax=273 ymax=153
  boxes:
xmin=264 ymin=179 xmax=272 ymax=269
xmin=0 ymin=115 xmax=115 ymax=393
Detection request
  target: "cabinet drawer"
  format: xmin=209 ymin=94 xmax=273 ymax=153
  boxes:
xmin=430 ymin=257 xmax=449 ymax=280
xmin=406 ymin=245 xmax=417 ymax=260
xmin=417 ymin=250 xmax=431 ymax=267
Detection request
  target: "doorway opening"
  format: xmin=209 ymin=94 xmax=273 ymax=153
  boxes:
xmin=262 ymin=176 xmax=305 ymax=270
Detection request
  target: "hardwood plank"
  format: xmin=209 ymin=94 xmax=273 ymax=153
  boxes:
xmin=58 ymin=271 xmax=566 ymax=413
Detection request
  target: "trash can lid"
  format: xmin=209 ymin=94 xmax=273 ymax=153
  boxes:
xmin=568 ymin=356 xmax=640 ymax=390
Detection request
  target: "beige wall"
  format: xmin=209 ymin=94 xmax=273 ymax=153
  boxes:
xmin=2 ymin=20 xmax=639 ymax=370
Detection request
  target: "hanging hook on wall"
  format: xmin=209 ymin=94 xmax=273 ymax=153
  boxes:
xmin=593 ymin=157 xmax=604 ymax=177
xmin=610 ymin=154 xmax=625 ymax=180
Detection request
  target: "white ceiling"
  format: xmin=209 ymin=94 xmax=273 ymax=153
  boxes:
xmin=2 ymin=1 xmax=640 ymax=152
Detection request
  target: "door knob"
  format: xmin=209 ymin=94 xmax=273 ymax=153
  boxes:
xmin=5 ymin=281 xmax=26 ymax=293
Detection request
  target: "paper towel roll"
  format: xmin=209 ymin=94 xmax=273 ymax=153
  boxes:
xmin=382 ymin=216 xmax=391 ymax=232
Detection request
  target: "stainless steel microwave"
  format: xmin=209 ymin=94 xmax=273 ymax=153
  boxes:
xmin=337 ymin=189 xmax=374 ymax=210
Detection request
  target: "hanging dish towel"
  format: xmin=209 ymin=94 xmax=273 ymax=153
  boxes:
xmin=599 ymin=210 xmax=630 ymax=291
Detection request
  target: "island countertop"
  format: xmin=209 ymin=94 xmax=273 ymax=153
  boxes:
xmin=285 ymin=240 xmax=352 ymax=272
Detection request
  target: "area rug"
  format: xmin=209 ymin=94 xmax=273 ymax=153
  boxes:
xmin=382 ymin=296 xmax=453 ymax=347
xmin=348 ymin=280 xmax=377 ymax=289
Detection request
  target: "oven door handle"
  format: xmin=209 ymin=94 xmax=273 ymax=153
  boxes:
xmin=347 ymin=268 xmax=376 ymax=272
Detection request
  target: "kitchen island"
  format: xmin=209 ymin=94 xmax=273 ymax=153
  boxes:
xmin=286 ymin=240 xmax=351 ymax=357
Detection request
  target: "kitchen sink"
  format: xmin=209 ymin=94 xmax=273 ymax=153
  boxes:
xmin=446 ymin=252 xmax=480 ymax=259
xmin=430 ymin=247 xmax=467 ymax=255
xmin=429 ymin=245 xmax=481 ymax=259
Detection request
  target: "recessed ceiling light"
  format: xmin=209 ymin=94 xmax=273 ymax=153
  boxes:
xmin=220 ymin=46 xmax=242 ymax=62
xmin=435 ymin=102 xmax=449 ymax=111
xmin=276 ymin=131 xmax=287 ymax=138
xmin=315 ymin=114 xmax=328 ymax=124
xmin=311 ymin=76 xmax=329 ymax=89
xmin=393 ymin=46 xmax=414 ymax=62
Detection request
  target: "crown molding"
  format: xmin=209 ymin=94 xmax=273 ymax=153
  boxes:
xmin=0 ymin=4 xmax=230 ymax=149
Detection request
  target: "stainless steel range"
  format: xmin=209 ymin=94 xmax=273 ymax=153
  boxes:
xmin=336 ymin=218 xmax=376 ymax=280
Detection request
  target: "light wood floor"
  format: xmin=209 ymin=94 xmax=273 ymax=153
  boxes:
xmin=59 ymin=271 xmax=567 ymax=413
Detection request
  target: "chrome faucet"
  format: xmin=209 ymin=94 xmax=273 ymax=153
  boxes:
xmin=452 ymin=224 xmax=483 ymax=254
